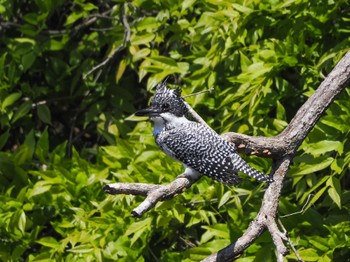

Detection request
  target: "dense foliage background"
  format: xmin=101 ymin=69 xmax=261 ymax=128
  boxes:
xmin=1 ymin=0 xmax=349 ymax=261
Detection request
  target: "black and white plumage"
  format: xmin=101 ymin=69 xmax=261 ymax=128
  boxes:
xmin=135 ymin=83 xmax=272 ymax=186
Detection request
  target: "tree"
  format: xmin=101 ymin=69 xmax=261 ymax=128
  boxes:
xmin=0 ymin=0 xmax=349 ymax=261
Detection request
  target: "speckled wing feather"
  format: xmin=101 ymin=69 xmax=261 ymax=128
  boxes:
xmin=156 ymin=122 xmax=242 ymax=185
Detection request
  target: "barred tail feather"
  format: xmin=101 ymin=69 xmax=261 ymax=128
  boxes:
xmin=230 ymin=154 xmax=273 ymax=183
xmin=217 ymin=172 xmax=242 ymax=186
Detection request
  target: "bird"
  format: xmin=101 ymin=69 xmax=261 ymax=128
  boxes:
xmin=135 ymin=83 xmax=273 ymax=186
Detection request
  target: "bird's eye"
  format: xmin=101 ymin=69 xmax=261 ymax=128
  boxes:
xmin=162 ymin=103 xmax=170 ymax=110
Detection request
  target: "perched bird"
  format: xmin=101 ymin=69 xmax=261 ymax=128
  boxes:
xmin=135 ymin=83 xmax=272 ymax=186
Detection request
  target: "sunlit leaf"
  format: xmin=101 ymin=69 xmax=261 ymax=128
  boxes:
xmin=2 ymin=92 xmax=22 ymax=110
xmin=29 ymin=181 xmax=53 ymax=197
xmin=304 ymin=140 xmax=343 ymax=156
xmin=293 ymin=157 xmax=333 ymax=176
xmin=298 ymin=248 xmax=320 ymax=261
xmin=218 ymin=190 xmax=232 ymax=208
xmin=37 ymin=237 xmax=61 ymax=249
xmin=11 ymin=100 xmax=32 ymax=123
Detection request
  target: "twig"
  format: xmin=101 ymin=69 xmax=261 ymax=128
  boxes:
xmin=83 ymin=4 xmax=131 ymax=80
xmin=280 ymin=194 xmax=313 ymax=218
xmin=0 ymin=10 xmax=113 ymax=35
xmin=182 ymin=88 xmax=214 ymax=98
xmin=44 ymin=10 xmax=113 ymax=35
xmin=90 ymin=27 xmax=116 ymax=32
xmin=277 ymin=218 xmax=304 ymax=262
xmin=83 ymin=46 xmax=123 ymax=79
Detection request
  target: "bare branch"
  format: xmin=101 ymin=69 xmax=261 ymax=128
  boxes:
xmin=83 ymin=4 xmax=131 ymax=80
xmin=220 ymin=132 xmax=287 ymax=158
xmin=105 ymin=170 xmax=201 ymax=218
xmin=104 ymin=183 xmax=161 ymax=196
xmin=277 ymin=219 xmax=304 ymax=262
xmin=280 ymin=194 xmax=313 ymax=218
xmin=44 ymin=10 xmax=113 ymax=35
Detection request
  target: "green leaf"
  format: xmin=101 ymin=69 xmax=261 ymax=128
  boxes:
xmin=29 ymin=181 xmax=52 ymax=197
xmin=12 ymin=100 xmax=32 ymax=123
xmin=24 ymin=129 xmax=36 ymax=155
xmin=293 ymin=157 xmax=333 ymax=176
xmin=299 ymin=175 xmax=329 ymax=204
xmin=10 ymin=210 xmax=27 ymax=236
xmin=134 ymin=17 xmax=159 ymax=32
xmin=47 ymin=39 xmax=65 ymax=51
xmin=328 ymin=187 xmax=341 ymax=209
xmin=37 ymin=104 xmax=52 ymax=125
xmin=146 ymin=56 xmax=178 ymax=67
xmin=132 ymin=48 xmax=151 ymax=62
xmin=218 ymin=191 xmax=232 ymax=208
xmin=182 ymin=0 xmax=196 ymax=11
xmin=320 ymin=116 xmax=348 ymax=133
xmin=131 ymin=33 xmax=155 ymax=46
xmin=232 ymin=3 xmax=253 ymax=13
xmin=14 ymin=144 xmax=33 ymax=165
xmin=308 ymin=236 xmax=330 ymax=252
xmin=18 ymin=210 xmax=26 ymax=234
xmin=2 ymin=92 xmax=22 ymax=110
xmin=68 ymin=244 xmax=94 ymax=254
xmin=21 ymin=52 xmax=37 ymax=71
xmin=276 ymin=100 xmax=286 ymax=121
xmin=326 ymin=176 xmax=342 ymax=208
xmin=134 ymin=150 xmax=159 ymax=163
xmin=116 ymin=59 xmax=127 ymax=83
xmin=0 ymin=129 xmax=9 ymax=150
xmin=304 ymin=186 xmax=328 ymax=211
xmin=81 ymin=2 xmax=97 ymax=11
xmin=37 ymin=237 xmax=60 ymax=249
xmin=65 ymin=11 xmax=84 ymax=26
xmin=201 ymin=224 xmax=230 ymax=244
xmin=0 ymin=4 xmax=5 ymax=14
xmin=298 ymin=248 xmax=320 ymax=261
xmin=125 ymin=217 xmax=152 ymax=246
xmin=35 ymin=128 xmax=49 ymax=162
xmin=304 ymin=140 xmax=343 ymax=156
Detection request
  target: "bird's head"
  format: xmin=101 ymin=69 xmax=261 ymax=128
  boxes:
xmin=135 ymin=83 xmax=188 ymax=119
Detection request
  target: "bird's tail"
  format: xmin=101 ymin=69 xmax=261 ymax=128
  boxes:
xmin=218 ymin=172 xmax=242 ymax=186
xmin=230 ymin=154 xmax=273 ymax=183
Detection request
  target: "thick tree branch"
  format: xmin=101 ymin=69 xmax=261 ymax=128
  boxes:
xmin=105 ymin=51 xmax=350 ymax=260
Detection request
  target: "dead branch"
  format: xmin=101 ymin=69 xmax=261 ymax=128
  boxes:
xmin=104 ymin=170 xmax=201 ymax=217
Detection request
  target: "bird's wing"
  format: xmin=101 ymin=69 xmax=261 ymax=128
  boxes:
xmin=157 ymin=124 xmax=242 ymax=185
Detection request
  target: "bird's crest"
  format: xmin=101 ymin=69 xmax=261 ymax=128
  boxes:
xmin=151 ymin=82 xmax=188 ymax=117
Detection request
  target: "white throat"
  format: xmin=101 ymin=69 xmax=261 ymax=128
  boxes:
xmin=151 ymin=112 xmax=190 ymax=136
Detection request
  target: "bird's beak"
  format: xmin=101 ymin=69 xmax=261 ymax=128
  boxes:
xmin=135 ymin=107 xmax=160 ymax=117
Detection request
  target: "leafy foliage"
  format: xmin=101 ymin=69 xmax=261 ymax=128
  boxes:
xmin=0 ymin=0 xmax=349 ymax=261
